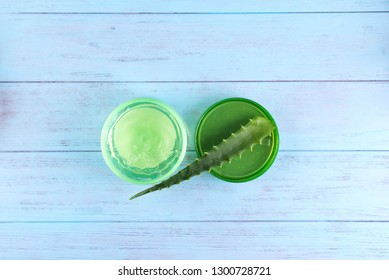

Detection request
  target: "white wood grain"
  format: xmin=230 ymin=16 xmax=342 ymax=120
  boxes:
xmin=2 ymin=0 xmax=389 ymax=13
xmin=1 ymin=82 xmax=388 ymax=151
xmin=0 ymin=221 xmax=388 ymax=259
xmin=1 ymin=14 xmax=388 ymax=81
xmin=1 ymin=151 xmax=388 ymax=222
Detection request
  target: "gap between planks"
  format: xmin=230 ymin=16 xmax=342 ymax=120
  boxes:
xmin=4 ymin=11 xmax=389 ymax=15
xmin=1 ymin=220 xmax=389 ymax=224
xmin=2 ymin=80 xmax=389 ymax=84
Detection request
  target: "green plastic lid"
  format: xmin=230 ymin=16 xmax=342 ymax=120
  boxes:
xmin=101 ymin=98 xmax=187 ymax=184
xmin=195 ymin=97 xmax=279 ymax=182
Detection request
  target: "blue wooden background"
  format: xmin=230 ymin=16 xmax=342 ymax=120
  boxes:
xmin=1 ymin=1 xmax=389 ymax=259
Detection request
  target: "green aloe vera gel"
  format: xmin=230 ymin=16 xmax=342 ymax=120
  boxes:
xmin=101 ymin=98 xmax=187 ymax=184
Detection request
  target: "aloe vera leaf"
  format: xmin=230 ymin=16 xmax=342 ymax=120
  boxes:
xmin=130 ymin=116 xmax=275 ymax=200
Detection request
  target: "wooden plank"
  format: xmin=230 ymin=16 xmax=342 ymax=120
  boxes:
xmin=2 ymin=1 xmax=389 ymax=13
xmin=1 ymin=151 xmax=388 ymax=222
xmin=1 ymin=14 xmax=388 ymax=81
xmin=1 ymin=82 xmax=388 ymax=151
xmin=0 ymin=221 xmax=388 ymax=259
